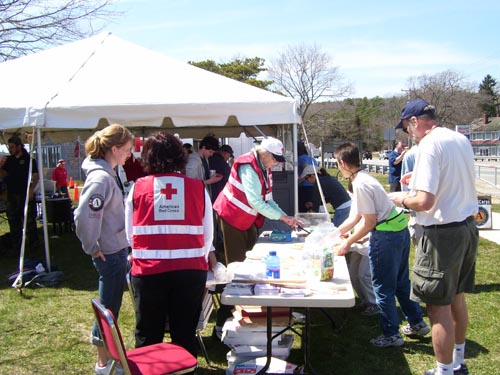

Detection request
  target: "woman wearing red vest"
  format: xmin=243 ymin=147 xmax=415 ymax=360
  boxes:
xmin=125 ymin=132 xmax=216 ymax=357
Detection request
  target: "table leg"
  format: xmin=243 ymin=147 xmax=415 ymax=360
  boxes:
xmin=248 ymin=307 xmax=319 ymax=375
xmin=301 ymin=307 xmax=318 ymax=375
xmin=255 ymin=306 xmax=273 ymax=375
xmin=319 ymin=308 xmax=336 ymax=330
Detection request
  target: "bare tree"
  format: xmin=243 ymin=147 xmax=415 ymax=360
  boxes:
xmin=267 ymin=43 xmax=352 ymax=119
xmin=0 ymin=0 xmax=118 ymax=61
xmin=405 ymin=70 xmax=480 ymax=127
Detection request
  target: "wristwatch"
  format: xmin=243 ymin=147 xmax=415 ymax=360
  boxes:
xmin=401 ymin=198 xmax=409 ymax=210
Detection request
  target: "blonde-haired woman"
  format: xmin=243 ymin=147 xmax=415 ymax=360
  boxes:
xmin=74 ymin=124 xmax=134 ymax=375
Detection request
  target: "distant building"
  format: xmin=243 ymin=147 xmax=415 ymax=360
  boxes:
xmin=40 ymin=141 xmax=84 ymax=181
xmin=468 ymin=115 xmax=500 ymax=157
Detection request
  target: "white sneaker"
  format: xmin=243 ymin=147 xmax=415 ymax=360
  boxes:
xmin=401 ymin=320 xmax=431 ymax=337
xmin=369 ymin=333 xmax=405 ymax=347
xmin=94 ymin=360 xmax=124 ymax=375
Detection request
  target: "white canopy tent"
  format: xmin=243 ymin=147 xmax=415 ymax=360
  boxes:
xmin=0 ymin=32 xmax=301 ymax=282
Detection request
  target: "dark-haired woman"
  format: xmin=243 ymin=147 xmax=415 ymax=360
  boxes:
xmin=315 ymin=167 xmax=352 ymax=227
xmin=125 ymin=132 xmax=216 ymax=357
xmin=333 ymin=142 xmax=429 ymax=348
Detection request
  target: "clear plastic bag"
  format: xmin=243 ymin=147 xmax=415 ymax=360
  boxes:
xmin=303 ymin=222 xmax=340 ymax=282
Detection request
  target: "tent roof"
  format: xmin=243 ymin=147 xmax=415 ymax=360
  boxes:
xmin=0 ymin=32 xmax=301 ymax=141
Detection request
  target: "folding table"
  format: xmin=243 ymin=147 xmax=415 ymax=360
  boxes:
xmin=222 ymin=253 xmax=355 ymax=375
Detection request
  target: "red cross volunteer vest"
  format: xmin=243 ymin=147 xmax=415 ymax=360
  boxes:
xmin=130 ymin=173 xmax=208 ymax=276
xmin=213 ymin=151 xmax=272 ymax=230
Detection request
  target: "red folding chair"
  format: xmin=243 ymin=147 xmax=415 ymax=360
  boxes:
xmin=91 ymin=298 xmax=198 ymax=375
xmin=125 ymin=272 xmax=213 ymax=365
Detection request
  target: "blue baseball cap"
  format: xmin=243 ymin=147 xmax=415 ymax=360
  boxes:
xmin=396 ymin=99 xmax=435 ymax=130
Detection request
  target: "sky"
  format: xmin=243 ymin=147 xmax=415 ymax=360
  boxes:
xmin=99 ymin=0 xmax=500 ymax=99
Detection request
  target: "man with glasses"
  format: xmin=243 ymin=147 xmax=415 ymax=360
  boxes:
xmin=213 ymin=137 xmax=300 ymax=264
xmin=211 ymin=137 xmax=301 ymax=340
xmin=390 ymin=99 xmax=477 ymax=375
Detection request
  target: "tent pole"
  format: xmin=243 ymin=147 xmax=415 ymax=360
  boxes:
xmin=301 ymin=122 xmax=327 ymax=210
xmin=77 ymin=136 xmax=82 ymax=181
xmin=293 ymin=123 xmax=298 ymax=215
xmin=12 ymin=131 xmax=33 ymax=289
xmin=37 ymin=128 xmax=51 ymax=272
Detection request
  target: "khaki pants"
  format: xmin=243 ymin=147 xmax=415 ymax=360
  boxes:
xmin=216 ymin=214 xmax=258 ymax=264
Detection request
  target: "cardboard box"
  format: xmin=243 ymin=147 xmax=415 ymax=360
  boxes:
xmin=226 ymin=356 xmax=298 ymax=375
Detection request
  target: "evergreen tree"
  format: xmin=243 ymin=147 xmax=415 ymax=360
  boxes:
xmin=479 ymin=74 xmax=499 ymax=117
xmin=189 ymin=57 xmax=273 ymax=90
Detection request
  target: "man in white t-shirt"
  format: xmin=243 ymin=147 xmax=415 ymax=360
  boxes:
xmin=389 ymin=99 xmax=478 ymax=375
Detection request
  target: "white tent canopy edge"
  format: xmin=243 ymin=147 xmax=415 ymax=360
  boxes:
xmin=0 ymin=32 xmax=301 ymax=135
xmin=0 ymin=32 xmax=302 ymax=284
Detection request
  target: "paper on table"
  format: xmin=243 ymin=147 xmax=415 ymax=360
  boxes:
xmin=280 ymin=287 xmax=312 ymax=297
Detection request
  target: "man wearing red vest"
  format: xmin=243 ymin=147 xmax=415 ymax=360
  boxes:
xmin=213 ymin=137 xmax=300 ymax=264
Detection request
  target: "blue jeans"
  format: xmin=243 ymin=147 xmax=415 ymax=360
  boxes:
xmin=90 ymin=248 xmax=129 ymax=345
xmin=369 ymin=228 xmax=423 ymax=336
xmin=333 ymin=206 xmax=351 ymax=227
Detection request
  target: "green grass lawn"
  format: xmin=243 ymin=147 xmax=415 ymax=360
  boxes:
xmin=0 ymin=173 xmax=498 ymax=375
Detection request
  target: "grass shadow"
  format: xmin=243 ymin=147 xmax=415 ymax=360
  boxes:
xmin=294 ymin=308 xmax=413 ymax=375
xmin=463 ymin=339 xmax=490 ymax=359
xmin=0 ymin=230 xmax=99 ymax=292
xmin=472 ymin=283 xmax=500 ymax=293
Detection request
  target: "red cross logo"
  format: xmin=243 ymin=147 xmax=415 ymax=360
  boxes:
xmin=160 ymin=183 xmax=177 ymax=200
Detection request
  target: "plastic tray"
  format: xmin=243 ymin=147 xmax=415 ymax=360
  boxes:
xmin=295 ymin=213 xmax=331 ymax=228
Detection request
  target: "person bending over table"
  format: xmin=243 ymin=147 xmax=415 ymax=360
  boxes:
xmin=213 ymin=137 xmax=300 ymax=264
xmin=333 ymin=142 xmax=430 ymax=348
xmin=212 ymin=137 xmax=300 ymax=339
xmin=125 ymin=132 xmax=216 ymax=359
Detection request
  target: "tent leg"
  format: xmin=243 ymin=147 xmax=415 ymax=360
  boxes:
xmin=36 ymin=128 xmax=51 ymax=272
xmin=293 ymin=123 xmax=298 ymax=215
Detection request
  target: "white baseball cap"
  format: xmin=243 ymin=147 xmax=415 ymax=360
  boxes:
xmin=299 ymin=164 xmax=317 ymax=179
xmin=260 ymin=137 xmax=286 ymax=162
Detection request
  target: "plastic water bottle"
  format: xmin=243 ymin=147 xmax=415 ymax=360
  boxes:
xmin=266 ymin=251 xmax=280 ymax=279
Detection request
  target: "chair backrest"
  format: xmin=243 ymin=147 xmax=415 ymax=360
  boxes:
xmin=91 ymin=298 xmax=130 ymax=373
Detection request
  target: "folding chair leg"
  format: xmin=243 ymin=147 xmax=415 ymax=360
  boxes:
xmin=127 ymin=330 xmax=135 ymax=349
xmin=211 ymin=292 xmax=221 ymax=310
xmin=196 ymin=330 xmax=211 ymax=366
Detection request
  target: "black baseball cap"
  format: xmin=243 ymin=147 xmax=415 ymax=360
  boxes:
xmin=220 ymin=145 xmax=234 ymax=157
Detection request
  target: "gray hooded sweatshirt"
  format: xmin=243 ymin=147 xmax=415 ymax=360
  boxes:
xmin=74 ymin=157 xmax=129 ymax=257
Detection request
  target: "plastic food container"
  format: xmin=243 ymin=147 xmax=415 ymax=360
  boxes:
xmin=270 ymin=230 xmax=292 ymax=242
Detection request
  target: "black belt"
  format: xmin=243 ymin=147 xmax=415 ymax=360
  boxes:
xmin=423 ymin=216 xmax=474 ymax=229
